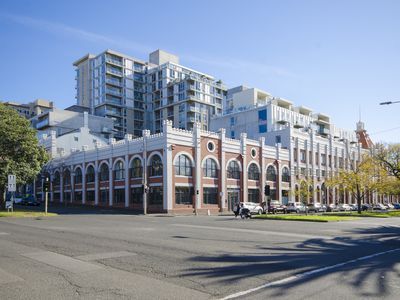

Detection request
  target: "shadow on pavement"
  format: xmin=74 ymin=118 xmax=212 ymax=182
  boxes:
xmin=183 ymin=226 xmax=400 ymax=298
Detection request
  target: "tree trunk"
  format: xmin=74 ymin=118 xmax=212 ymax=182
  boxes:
xmin=356 ymin=184 xmax=362 ymax=214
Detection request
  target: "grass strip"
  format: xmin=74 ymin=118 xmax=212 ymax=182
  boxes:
xmin=323 ymin=211 xmax=400 ymax=218
xmin=253 ymin=214 xmax=356 ymax=222
xmin=0 ymin=211 xmax=58 ymax=218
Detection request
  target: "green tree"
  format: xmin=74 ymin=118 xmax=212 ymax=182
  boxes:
xmin=291 ymin=178 xmax=313 ymax=215
xmin=0 ymin=103 xmax=48 ymax=207
xmin=374 ymin=143 xmax=400 ymax=180
xmin=325 ymin=155 xmax=388 ymax=214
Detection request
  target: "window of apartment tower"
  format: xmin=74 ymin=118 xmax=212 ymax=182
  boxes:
xmin=300 ymin=150 xmax=306 ymax=163
xmin=149 ymin=187 xmax=163 ymax=205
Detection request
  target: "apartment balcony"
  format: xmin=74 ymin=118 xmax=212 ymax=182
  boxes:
xmin=188 ymin=106 xmax=199 ymax=112
xmin=105 ymin=99 xmax=122 ymax=106
xmin=318 ymin=128 xmax=330 ymax=135
xmin=187 ymin=116 xmax=196 ymax=123
xmin=106 ymin=88 xmax=122 ymax=97
xmin=105 ymin=56 xmax=123 ymax=67
xmin=106 ymin=67 xmax=123 ymax=77
xmin=294 ymin=122 xmax=304 ymax=129
xmin=106 ymin=78 xmax=122 ymax=87
xmin=106 ymin=110 xmax=122 ymax=117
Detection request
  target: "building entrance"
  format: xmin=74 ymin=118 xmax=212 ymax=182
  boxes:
xmin=227 ymin=189 xmax=240 ymax=211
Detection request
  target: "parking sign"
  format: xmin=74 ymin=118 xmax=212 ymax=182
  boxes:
xmin=8 ymin=175 xmax=16 ymax=192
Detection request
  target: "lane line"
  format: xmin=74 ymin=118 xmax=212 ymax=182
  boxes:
xmin=219 ymin=247 xmax=400 ymax=300
xmin=75 ymin=251 xmax=137 ymax=261
xmin=172 ymin=224 xmax=332 ymax=240
xmin=21 ymin=251 xmax=102 ymax=274
xmin=0 ymin=232 xmax=9 ymax=235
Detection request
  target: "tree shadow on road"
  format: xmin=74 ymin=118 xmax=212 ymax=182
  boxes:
xmin=182 ymin=226 xmax=400 ymax=298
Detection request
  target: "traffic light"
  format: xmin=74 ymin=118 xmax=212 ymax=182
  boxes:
xmin=43 ymin=177 xmax=50 ymax=192
xmin=264 ymin=184 xmax=270 ymax=196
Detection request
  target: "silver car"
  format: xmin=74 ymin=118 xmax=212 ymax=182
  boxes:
xmin=286 ymin=202 xmax=306 ymax=213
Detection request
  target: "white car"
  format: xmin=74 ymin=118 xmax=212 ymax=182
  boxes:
xmin=286 ymin=202 xmax=306 ymax=213
xmin=240 ymin=202 xmax=264 ymax=215
xmin=338 ymin=204 xmax=352 ymax=211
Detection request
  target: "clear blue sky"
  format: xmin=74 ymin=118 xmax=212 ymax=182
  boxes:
xmin=0 ymin=0 xmax=399 ymax=143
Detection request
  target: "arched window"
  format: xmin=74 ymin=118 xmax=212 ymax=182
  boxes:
xmin=175 ymin=154 xmax=192 ymax=176
xmin=248 ymin=163 xmax=260 ymax=180
xmin=99 ymin=163 xmax=109 ymax=181
xmin=63 ymin=169 xmax=71 ymax=186
xmin=114 ymin=160 xmax=125 ymax=180
xmin=227 ymin=160 xmax=240 ymax=179
xmin=203 ymin=158 xmax=218 ymax=178
xmin=266 ymin=165 xmax=277 ymax=181
xmin=149 ymin=155 xmax=163 ymax=177
xmin=130 ymin=158 xmax=143 ymax=178
xmin=74 ymin=168 xmax=82 ymax=184
xmin=86 ymin=165 xmax=95 ymax=183
xmin=53 ymin=172 xmax=60 ymax=186
xmin=282 ymin=167 xmax=290 ymax=182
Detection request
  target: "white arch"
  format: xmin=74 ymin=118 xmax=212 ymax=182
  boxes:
xmin=129 ymin=155 xmax=143 ymax=168
xmin=85 ymin=163 xmax=96 ymax=173
xmin=226 ymin=158 xmax=242 ymax=172
xmin=147 ymin=151 xmax=163 ymax=166
xmin=281 ymin=165 xmax=290 ymax=173
xmin=173 ymin=151 xmax=195 ymax=166
xmin=201 ymin=155 xmax=220 ymax=170
xmin=113 ymin=158 xmax=125 ymax=169
xmin=265 ymin=163 xmax=277 ymax=173
xmin=73 ymin=165 xmax=83 ymax=173
xmin=247 ymin=160 xmax=261 ymax=172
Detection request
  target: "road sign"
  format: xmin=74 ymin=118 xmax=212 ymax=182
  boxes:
xmin=8 ymin=175 xmax=16 ymax=192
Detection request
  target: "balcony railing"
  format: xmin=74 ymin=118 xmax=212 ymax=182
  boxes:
xmin=106 ymin=88 xmax=122 ymax=97
xmin=106 ymin=57 xmax=123 ymax=66
xmin=106 ymin=67 xmax=123 ymax=76
xmin=106 ymin=78 xmax=122 ymax=87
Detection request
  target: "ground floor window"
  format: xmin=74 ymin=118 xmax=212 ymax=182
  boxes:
xmin=114 ymin=189 xmax=125 ymax=205
xmin=175 ymin=187 xmax=193 ymax=205
xmin=74 ymin=191 xmax=82 ymax=202
xmin=53 ymin=192 xmax=60 ymax=201
xmin=270 ymin=189 xmax=277 ymax=201
xmin=149 ymin=186 xmax=163 ymax=205
xmin=203 ymin=187 xmax=218 ymax=205
xmin=248 ymin=189 xmax=260 ymax=203
xmin=63 ymin=192 xmax=71 ymax=202
xmin=86 ymin=190 xmax=95 ymax=203
xmin=282 ymin=190 xmax=289 ymax=205
xmin=131 ymin=187 xmax=143 ymax=204
xmin=100 ymin=190 xmax=109 ymax=205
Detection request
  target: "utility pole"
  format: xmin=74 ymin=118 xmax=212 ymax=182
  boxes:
xmin=379 ymin=101 xmax=400 ymax=105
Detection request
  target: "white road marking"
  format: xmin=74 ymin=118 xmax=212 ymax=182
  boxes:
xmin=219 ymin=247 xmax=400 ymax=300
xmin=75 ymin=251 xmax=137 ymax=261
xmin=172 ymin=224 xmax=332 ymax=240
xmin=0 ymin=232 xmax=9 ymax=235
xmin=21 ymin=251 xmax=102 ymax=274
xmin=0 ymin=268 xmax=24 ymax=285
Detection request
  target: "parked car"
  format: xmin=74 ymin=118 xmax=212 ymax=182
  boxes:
xmin=350 ymin=204 xmax=359 ymax=211
xmin=267 ymin=200 xmax=287 ymax=214
xmin=13 ymin=194 xmax=23 ymax=204
xmin=393 ymin=203 xmax=400 ymax=209
xmin=372 ymin=203 xmax=387 ymax=211
xmin=240 ymin=202 xmax=264 ymax=215
xmin=326 ymin=204 xmax=339 ymax=212
xmin=362 ymin=204 xmax=372 ymax=211
xmin=338 ymin=204 xmax=352 ymax=211
xmin=286 ymin=202 xmax=306 ymax=214
xmin=385 ymin=203 xmax=395 ymax=210
xmin=307 ymin=202 xmax=326 ymax=213
xmin=20 ymin=195 xmax=40 ymax=206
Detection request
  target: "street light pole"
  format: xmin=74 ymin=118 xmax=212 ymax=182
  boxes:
xmin=379 ymin=101 xmax=400 ymax=105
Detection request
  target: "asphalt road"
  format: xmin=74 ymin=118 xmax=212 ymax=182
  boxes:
xmin=0 ymin=206 xmax=399 ymax=299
